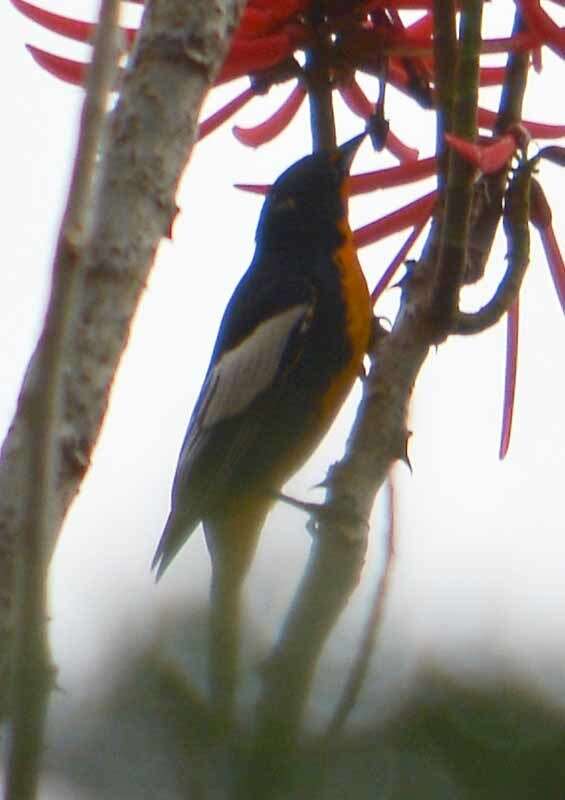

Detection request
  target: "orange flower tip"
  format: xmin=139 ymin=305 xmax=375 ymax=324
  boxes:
xmin=234 ymin=183 xmax=270 ymax=195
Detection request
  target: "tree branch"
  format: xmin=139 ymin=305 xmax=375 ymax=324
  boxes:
xmin=325 ymin=477 xmax=397 ymax=739
xmin=0 ymin=0 xmax=246 ymax=711
xmin=239 ymin=267 xmax=433 ymax=797
xmin=465 ymin=11 xmax=529 ymax=286
xmin=432 ymin=0 xmax=456 ymax=187
xmin=430 ymin=1 xmax=483 ymax=338
xmin=454 ymin=159 xmax=532 ymax=335
xmin=5 ymin=0 xmax=121 ymax=795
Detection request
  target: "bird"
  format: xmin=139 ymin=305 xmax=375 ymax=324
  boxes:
xmin=153 ymin=133 xmax=373 ymax=715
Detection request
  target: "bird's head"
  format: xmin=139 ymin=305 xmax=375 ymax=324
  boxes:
xmin=255 ymin=133 xmax=365 ymax=252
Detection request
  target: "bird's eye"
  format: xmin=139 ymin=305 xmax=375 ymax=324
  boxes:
xmin=272 ymin=195 xmax=296 ymax=213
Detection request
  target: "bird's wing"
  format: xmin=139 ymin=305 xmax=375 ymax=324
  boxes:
xmin=175 ymin=301 xmax=311 ymax=484
xmin=153 ymin=297 xmax=313 ymax=578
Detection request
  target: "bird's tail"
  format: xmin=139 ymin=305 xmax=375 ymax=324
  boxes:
xmin=204 ymin=497 xmax=270 ymax=719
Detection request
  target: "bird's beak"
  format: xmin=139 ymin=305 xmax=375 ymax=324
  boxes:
xmin=337 ymin=132 xmax=366 ymax=173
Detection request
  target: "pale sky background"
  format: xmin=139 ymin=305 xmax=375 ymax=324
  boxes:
xmin=3 ymin=0 xmax=565 ymax=774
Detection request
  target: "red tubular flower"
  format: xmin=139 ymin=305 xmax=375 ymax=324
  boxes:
xmin=233 ymin=83 xmax=306 ymax=147
xmin=385 ymin=129 xmax=419 ymax=162
xmin=26 ymin=45 xmax=87 ymax=86
xmin=340 ymin=81 xmax=419 ymax=162
xmin=478 ymin=108 xmax=565 ymax=140
xmin=12 ymin=0 xmax=94 ymax=42
xmin=371 ymin=215 xmax=429 ymax=303
xmin=198 ymin=87 xmax=257 ymax=141
xmin=234 ymin=183 xmax=270 ymax=195
xmin=499 ymin=298 xmax=520 ymax=460
xmin=11 ymin=0 xmax=137 ymax=44
xmin=354 ymin=190 xmax=436 ymax=248
xmin=339 ymin=81 xmax=373 ymax=119
xmin=11 ymin=0 xmax=565 ymax=464
xmin=530 ymin=179 xmax=565 ymax=313
xmin=479 ymin=66 xmax=508 ymax=87
xmin=349 ymin=157 xmax=436 ymax=194
xmin=481 ymin=31 xmax=543 ymax=54
xmin=445 ymin=132 xmax=519 ymax=175
xmin=217 ymin=32 xmax=298 ymax=84
xmin=518 ymin=0 xmax=565 ymax=59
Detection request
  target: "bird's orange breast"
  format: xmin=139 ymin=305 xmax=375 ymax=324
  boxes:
xmin=318 ymin=216 xmax=372 ymax=422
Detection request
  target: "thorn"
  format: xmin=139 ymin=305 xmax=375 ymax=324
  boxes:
xmin=399 ymin=431 xmax=413 ymax=472
xmin=271 ymin=490 xmax=322 ymax=515
xmin=392 ymin=259 xmax=418 ymax=290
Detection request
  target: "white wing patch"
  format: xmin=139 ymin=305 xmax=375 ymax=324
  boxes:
xmin=202 ymin=303 xmax=310 ymax=428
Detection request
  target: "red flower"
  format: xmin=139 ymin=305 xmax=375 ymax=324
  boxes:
xmin=11 ymin=0 xmax=565 ymax=456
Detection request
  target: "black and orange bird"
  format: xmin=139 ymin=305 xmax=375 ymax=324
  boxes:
xmin=153 ymin=133 xmax=372 ymax=713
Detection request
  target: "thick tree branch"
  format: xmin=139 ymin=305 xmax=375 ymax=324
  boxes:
xmin=325 ymin=477 xmax=397 ymax=739
xmin=431 ymin=2 xmax=483 ymax=338
xmin=0 ymin=0 xmax=246 ymax=710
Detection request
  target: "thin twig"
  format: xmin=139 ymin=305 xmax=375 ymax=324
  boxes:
xmin=465 ymin=11 xmax=529 ymax=285
xmin=305 ymin=2 xmax=336 ymax=151
xmin=432 ymin=0 xmax=456 ymax=188
xmin=5 ymin=0 xmax=121 ymax=796
xmin=454 ymin=158 xmax=532 ymax=334
xmin=325 ymin=476 xmax=397 ymax=739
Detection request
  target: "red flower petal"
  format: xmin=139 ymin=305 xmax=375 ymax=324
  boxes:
xmin=405 ymin=12 xmax=433 ymax=39
xmin=234 ymin=183 xmax=270 ymax=195
xmin=26 ymin=44 xmax=87 ymax=85
xmin=539 ymin=223 xmax=565 ymax=313
xmin=232 ymin=82 xmax=306 ymax=147
xmin=198 ymin=86 xmax=256 ymax=140
xmin=339 ymin=81 xmax=373 ymax=120
xmin=445 ymin=132 xmax=517 ymax=174
xmin=499 ymin=298 xmax=520 ymax=460
xmin=481 ymin=31 xmax=542 ymax=54
xmin=11 ymin=0 xmax=93 ymax=42
xmin=349 ymin=156 xmax=436 ymax=194
xmin=478 ymin=108 xmax=565 ymax=139
xmin=354 ymin=190 xmax=436 ymax=248
xmin=518 ymin=0 xmax=565 ymax=59
xmin=385 ymin=129 xmax=419 ymax=163
xmin=11 ymin=0 xmax=136 ymax=46
xmin=217 ymin=32 xmax=296 ymax=85
xmin=528 ymin=180 xmax=565 ymax=311
xmin=371 ymin=215 xmax=429 ymax=304
xmin=479 ymin=66 xmax=507 ymax=87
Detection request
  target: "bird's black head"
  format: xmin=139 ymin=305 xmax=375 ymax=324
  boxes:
xmin=255 ymin=133 xmax=365 ymax=255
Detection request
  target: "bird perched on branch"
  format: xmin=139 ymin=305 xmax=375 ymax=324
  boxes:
xmin=153 ymin=133 xmax=372 ymax=715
